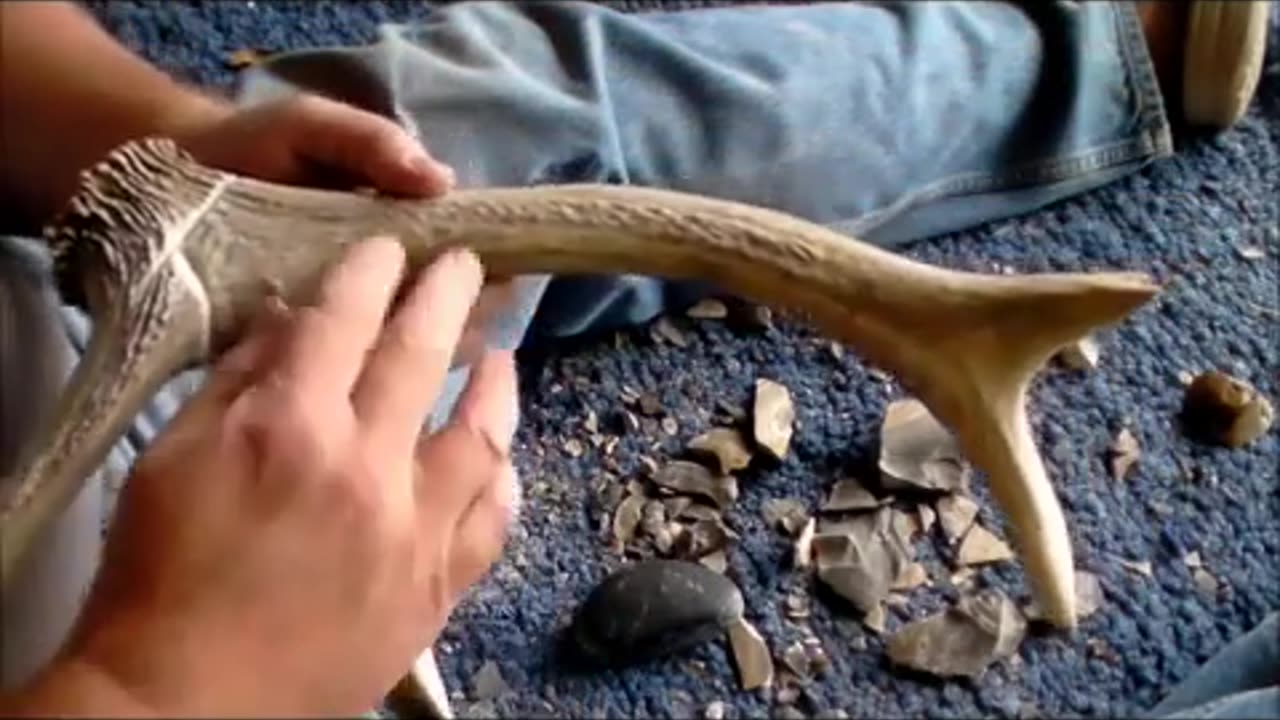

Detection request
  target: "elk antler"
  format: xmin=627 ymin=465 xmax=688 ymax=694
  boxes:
xmin=1 ymin=138 xmax=1159 ymax=714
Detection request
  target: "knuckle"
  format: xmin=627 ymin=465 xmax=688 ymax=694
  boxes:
xmin=380 ymin=318 xmax=436 ymax=360
xmin=244 ymin=384 xmax=330 ymax=466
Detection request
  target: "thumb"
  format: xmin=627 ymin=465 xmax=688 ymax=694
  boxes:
xmin=287 ymin=94 xmax=456 ymax=197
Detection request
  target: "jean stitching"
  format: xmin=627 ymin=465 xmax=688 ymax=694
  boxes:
xmin=1112 ymin=0 xmax=1171 ymax=134
xmin=839 ymin=132 xmax=1167 ymax=234
xmin=833 ymin=2 xmax=1174 ymax=235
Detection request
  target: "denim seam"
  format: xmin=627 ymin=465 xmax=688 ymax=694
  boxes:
xmin=1111 ymin=0 xmax=1172 ymax=136
xmin=840 ymin=2 xmax=1174 ymax=236
xmin=842 ymin=132 xmax=1168 ymax=235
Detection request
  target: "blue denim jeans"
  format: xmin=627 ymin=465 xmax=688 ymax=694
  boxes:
xmin=3 ymin=1 xmax=1270 ymax=716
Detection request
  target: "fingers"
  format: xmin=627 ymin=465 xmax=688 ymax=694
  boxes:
xmin=446 ymin=349 xmax=519 ymax=459
xmin=273 ymin=237 xmax=406 ymax=401
xmin=288 ymin=94 xmax=455 ymax=197
xmin=411 ymin=421 xmax=517 ymax=600
xmin=451 ymin=279 xmax=523 ymax=369
xmin=447 ymin=461 xmax=517 ymax=595
xmin=195 ymin=295 xmax=293 ymax=407
xmin=352 ymin=249 xmax=484 ymax=455
xmin=410 ymin=421 xmax=511 ymax=545
xmin=412 ymin=350 xmax=519 ymax=597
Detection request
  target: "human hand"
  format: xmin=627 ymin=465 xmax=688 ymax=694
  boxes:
xmin=173 ymin=92 xmax=519 ymax=366
xmin=172 ymin=92 xmax=455 ymax=197
xmin=37 ymin=238 xmax=519 ymax=717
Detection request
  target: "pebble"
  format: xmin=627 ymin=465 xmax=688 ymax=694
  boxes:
xmin=567 ymin=559 xmax=744 ymax=667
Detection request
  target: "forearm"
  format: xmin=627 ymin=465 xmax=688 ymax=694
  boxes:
xmin=0 ymin=1 xmax=232 ymax=231
xmin=0 ymin=657 xmax=156 ymax=718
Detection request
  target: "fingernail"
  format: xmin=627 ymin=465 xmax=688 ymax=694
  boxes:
xmin=436 ymin=162 xmax=457 ymax=188
xmin=403 ymin=152 xmax=455 ymax=188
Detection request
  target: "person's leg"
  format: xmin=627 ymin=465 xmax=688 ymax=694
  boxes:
xmin=229 ymin=0 xmax=1175 ymax=414
xmin=0 ymin=236 xmax=117 ymax=691
xmin=1146 ymin=611 xmax=1280 ymax=719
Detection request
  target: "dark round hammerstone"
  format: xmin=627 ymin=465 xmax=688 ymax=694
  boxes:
xmin=566 ymin=559 xmax=745 ymax=667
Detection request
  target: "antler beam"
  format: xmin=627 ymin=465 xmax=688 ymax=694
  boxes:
xmin=0 ymin=137 xmax=1159 ymax=714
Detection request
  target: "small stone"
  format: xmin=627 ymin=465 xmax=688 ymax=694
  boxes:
xmin=638 ymin=393 xmax=664 ymax=417
xmin=688 ymin=427 xmax=754 ymax=474
xmin=863 ymin=604 xmax=887 ymax=634
xmin=619 ymin=384 xmax=642 ymax=405
xmin=917 ymin=504 xmax=937 ymax=535
xmin=885 ymin=593 xmax=910 ymax=608
xmin=563 ymin=437 xmax=585 ymax=458
xmin=678 ymin=503 xmax=723 ymax=523
xmin=727 ymin=617 xmax=774 ymax=690
xmin=655 ymin=522 xmax=685 ymax=555
xmin=568 ymin=560 xmax=745 ymax=667
xmin=812 ymin=508 xmax=911 ymax=613
xmin=1108 ymin=427 xmax=1141 ymax=481
xmin=664 ymin=497 xmax=693 ymax=519
xmin=821 ymin=478 xmax=881 ymax=512
xmin=891 ymin=562 xmax=930 ymax=591
xmin=1237 ymin=245 xmax=1266 ymax=260
xmin=879 ymin=398 xmax=969 ymax=492
xmin=640 ymin=500 xmax=667 ymax=539
xmin=950 ymin=567 xmax=978 ymax=588
xmin=470 ymin=660 xmax=510 ymax=701
xmin=763 ymin=498 xmax=810 ymax=536
xmin=1181 ymin=371 xmax=1275 ymax=448
xmin=1183 ymin=551 xmax=1203 ymax=569
xmin=794 ymin=517 xmax=816 ymax=569
xmin=1055 ymin=336 xmax=1101 ymax=371
xmin=777 ymin=706 xmax=806 ymax=720
xmin=780 ymin=642 xmax=810 ymax=678
xmin=584 ymin=409 xmax=599 ymax=434
xmin=956 ymin=523 xmax=1014 ymax=566
xmin=890 ymin=508 xmax=921 ymax=548
xmin=687 ymin=298 xmax=729 ymax=320
xmin=699 ymin=549 xmax=729 ymax=574
xmin=650 ymin=315 xmax=690 ymax=347
xmin=704 ymin=700 xmax=728 ymax=720
xmin=753 ymin=378 xmax=796 ymax=460
xmin=885 ymin=589 xmax=1026 ymax=679
xmin=730 ymin=302 xmax=774 ymax=331
xmin=654 ymin=460 xmax=739 ymax=508
xmin=936 ymin=495 xmax=978 ymax=544
xmin=612 ymin=493 xmax=647 ymax=548
xmin=661 ymin=416 xmax=680 ymax=436
xmin=1193 ymin=568 xmax=1220 ymax=599
xmin=677 ymin=519 xmax=736 ymax=560
xmin=1087 ymin=637 xmax=1121 ymax=664
xmin=784 ymin=592 xmax=810 ymax=620
xmin=1119 ymin=558 xmax=1153 ymax=578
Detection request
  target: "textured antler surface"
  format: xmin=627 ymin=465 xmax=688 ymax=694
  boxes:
xmin=1 ymin=137 xmax=1160 ymax=714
